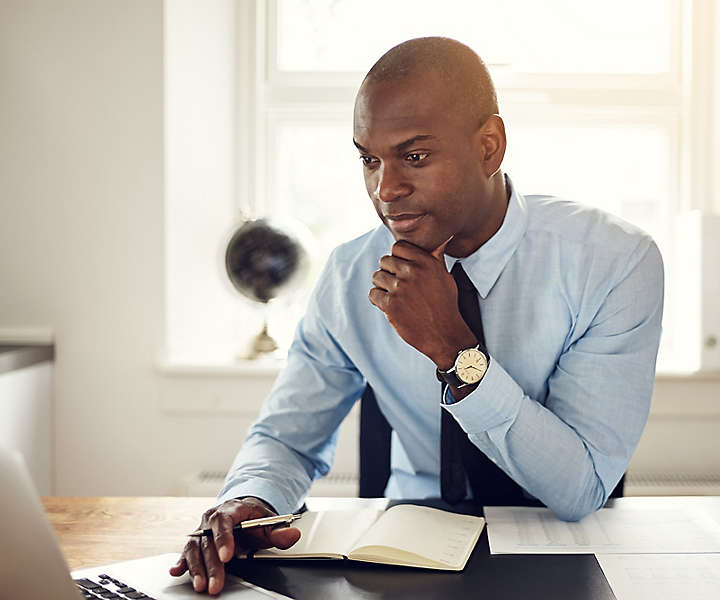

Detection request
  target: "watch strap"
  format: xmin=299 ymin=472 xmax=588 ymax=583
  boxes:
xmin=435 ymin=366 xmax=466 ymax=388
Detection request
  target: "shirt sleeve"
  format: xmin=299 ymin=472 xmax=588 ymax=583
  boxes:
xmin=442 ymin=239 xmax=664 ymax=521
xmin=216 ymin=251 xmax=365 ymax=515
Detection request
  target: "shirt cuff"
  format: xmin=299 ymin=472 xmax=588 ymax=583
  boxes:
xmin=440 ymin=382 xmax=460 ymax=405
xmin=440 ymin=356 xmax=524 ymax=435
xmin=216 ymin=480 xmax=300 ymax=516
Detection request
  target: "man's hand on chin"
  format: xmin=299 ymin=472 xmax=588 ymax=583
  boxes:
xmin=368 ymin=236 xmax=477 ymax=369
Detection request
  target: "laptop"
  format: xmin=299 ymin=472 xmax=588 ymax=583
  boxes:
xmin=0 ymin=446 xmax=292 ymax=599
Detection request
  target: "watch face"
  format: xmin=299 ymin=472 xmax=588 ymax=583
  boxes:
xmin=455 ymin=348 xmax=488 ymax=384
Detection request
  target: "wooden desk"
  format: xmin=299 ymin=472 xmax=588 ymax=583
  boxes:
xmin=42 ymin=497 xmax=215 ymax=570
xmin=41 ymin=496 xmax=616 ymax=600
xmin=41 ymin=496 xmax=387 ymax=571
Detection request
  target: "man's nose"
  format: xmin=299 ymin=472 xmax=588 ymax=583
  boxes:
xmin=374 ymin=164 xmax=411 ymax=203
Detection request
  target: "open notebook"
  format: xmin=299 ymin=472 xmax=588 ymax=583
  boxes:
xmin=238 ymin=504 xmax=485 ymax=571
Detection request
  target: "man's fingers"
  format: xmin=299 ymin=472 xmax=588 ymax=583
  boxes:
xmin=390 ymin=237 xmax=452 ymax=263
xmin=172 ymin=497 xmax=282 ymax=593
xmin=210 ymin=511 xmax=236 ymax=563
xmin=371 ymin=269 xmax=396 ymax=292
xmin=168 ymin=556 xmax=187 ymax=576
xmin=390 ymin=240 xmax=425 ymax=261
xmin=242 ymin=525 xmax=301 ymax=550
xmin=170 ymin=519 xmax=299 ymax=595
xmin=269 ymin=526 xmax=302 ymax=549
xmin=379 ymin=254 xmax=411 ymax=276
xmin=183 ymin=539 xmax=207 ymax=592
xmin=368 ymin=286 xmax=388 ymax=311
xmin=199 ymin=534 xmax=225 ymax=595
xmin=208 ymin=496 xmax=278 ymax=563
xmin=431 ymin=235 xmax=454 ymax=260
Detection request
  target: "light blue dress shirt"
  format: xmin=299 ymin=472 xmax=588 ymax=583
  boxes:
xmin=218 ymin=176 xmax=664 ymax=521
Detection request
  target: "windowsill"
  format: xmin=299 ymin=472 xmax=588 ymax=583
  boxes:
xmin=155 ymin=356 xmax=720 ymax=382
xmin=156 ymin=356 xmax=287 ymax=377
xmin=655 ymin=370 xmax=720 ymax=382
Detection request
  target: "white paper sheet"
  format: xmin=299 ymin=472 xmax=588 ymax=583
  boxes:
xmin=484 ymin=504 xmax=720 ymax=554
xmin=596 ymin=554 xmax=720 ymax=600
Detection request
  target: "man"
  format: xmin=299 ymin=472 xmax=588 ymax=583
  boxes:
xmin=170 ymin=37 xmax=663 ymax=594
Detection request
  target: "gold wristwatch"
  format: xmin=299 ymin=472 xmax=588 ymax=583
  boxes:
xmin=435 ymin=345 xmax=489 ymax=387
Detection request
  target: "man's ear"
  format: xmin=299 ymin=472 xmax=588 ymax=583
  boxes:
xmin=472 ymin=115 xmax=506 ymax=179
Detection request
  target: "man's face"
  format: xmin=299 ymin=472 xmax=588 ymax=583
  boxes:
xmin=353 ymin=72 xmax=490 ymax=254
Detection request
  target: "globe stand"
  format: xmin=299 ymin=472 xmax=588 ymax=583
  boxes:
xmin=247 ymin=319 xmax=278 ymax=360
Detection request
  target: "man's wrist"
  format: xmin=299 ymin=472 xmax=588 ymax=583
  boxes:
xmin=431 ymin=326 xmax=478 ymax=370
xmin=237 ymin=496 xmax=277 ymax=515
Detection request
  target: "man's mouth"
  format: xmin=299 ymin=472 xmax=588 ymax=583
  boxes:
xmin=384 ymin=212 xmax=427 ymax=234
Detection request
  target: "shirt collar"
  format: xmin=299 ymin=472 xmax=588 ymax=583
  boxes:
xmin=444 ymin=174 xmax=528 ymax=298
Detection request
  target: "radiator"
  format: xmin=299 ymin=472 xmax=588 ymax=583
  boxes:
xmin=624 ymin=472 xmax=720 ymax=496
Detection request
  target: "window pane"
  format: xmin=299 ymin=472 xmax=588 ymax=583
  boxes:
xmin=276 ymin=0 xmax=673 ymax=74
xmin=267 ymin=120 xmax=378 ymax=346
xmin=271 ymin=121 xmax=379 ymax=265
xmin=502 ymin=120 xmax=671 ymax=248
xmin=502 ymin=119 xmax=675 ymax=369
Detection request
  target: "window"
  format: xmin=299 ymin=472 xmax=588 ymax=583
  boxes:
xmin=233 ymin=0 xmax=719 ymax=371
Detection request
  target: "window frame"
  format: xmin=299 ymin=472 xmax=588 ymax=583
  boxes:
xmin=234 ymin=0 xmax=720 ymax=372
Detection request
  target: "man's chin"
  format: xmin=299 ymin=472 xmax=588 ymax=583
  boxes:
xmin=394 ymin=234 xmax=454 ymax=256
xmin=381 ymin=216 xmax=450 ymax=252
xmin=387 ymin=228 xmax=432 ymax=250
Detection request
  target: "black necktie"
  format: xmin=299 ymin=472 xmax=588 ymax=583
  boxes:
xmin=440 ymin=262 xmax=531 ymax=506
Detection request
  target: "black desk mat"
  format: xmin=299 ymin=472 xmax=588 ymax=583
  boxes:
xmin=228 ymin=499 xmax=616 ymax=600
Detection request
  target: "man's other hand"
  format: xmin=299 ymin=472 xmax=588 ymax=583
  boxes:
xmin=168 ymin=496 xmax=301 ymax=595
xmin=369 ymin=238 xmax=476 ymax=368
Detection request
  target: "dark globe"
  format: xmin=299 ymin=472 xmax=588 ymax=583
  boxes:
xmin=225 ymin=219 xmax=310 ymax=304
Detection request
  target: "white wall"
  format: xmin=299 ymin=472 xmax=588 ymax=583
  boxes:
xmin=0 ymin=363 xmax=53 ymax=494
xmin=0 ymin=0 xmax=165 ymax=494
xmin=0 ymin=0 xmax=718 ymax=499
xmin=633 ymin=376 xmax=720 ymax=477
xmin=1 ymin=0 xmax=184 ymax=495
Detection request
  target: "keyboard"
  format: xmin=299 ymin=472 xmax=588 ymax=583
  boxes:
xmin=74 ymin=575 xmax=156 ymax=600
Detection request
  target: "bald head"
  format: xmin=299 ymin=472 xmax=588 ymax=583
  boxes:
xmin=353 ymin=37 xmax=508 ymax=257
xmin=361 ymin=37 xmax=499 ymax=126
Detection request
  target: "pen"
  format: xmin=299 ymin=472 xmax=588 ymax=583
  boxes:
xmin=187 ymin=513 xmax=303 ymax=537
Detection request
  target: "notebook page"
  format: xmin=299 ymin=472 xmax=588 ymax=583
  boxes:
xmin=349 ymin=505 xmax=485 ymax=567
xmin=254 ymin=508 xmax=383 ymax=557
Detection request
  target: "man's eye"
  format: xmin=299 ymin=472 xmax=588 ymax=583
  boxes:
xmin=360 ymin=156 xmax=377 ymax=167
xmin=406 ymin=152 xmax=429 ymax=163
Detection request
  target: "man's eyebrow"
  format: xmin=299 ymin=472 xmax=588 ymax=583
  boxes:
xmin=353 ymin=135 xmax=437 ymax=154
xmin=394 ymin=135 xmax=436 ymax=152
